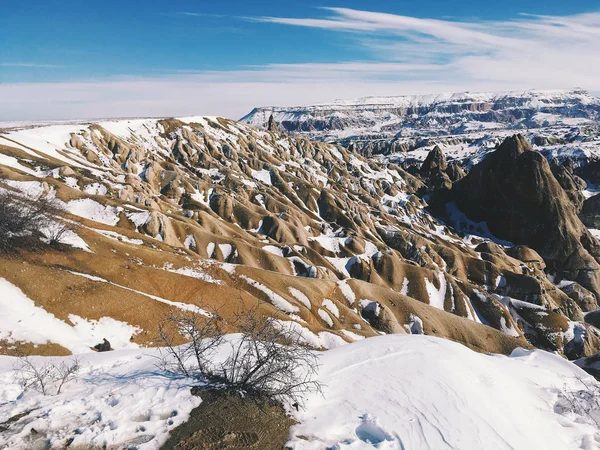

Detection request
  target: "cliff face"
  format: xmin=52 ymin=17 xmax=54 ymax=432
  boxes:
xmin=241 ymin=89 xmax=600 ymax=142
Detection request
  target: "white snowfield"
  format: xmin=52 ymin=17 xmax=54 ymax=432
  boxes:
xmin=287 ymin=335 xmax=600 ymax=450
xmin=0 ymin=349 xmax=200 ymax=450
xmin=1 ymin=334 xmax=599 ymax=450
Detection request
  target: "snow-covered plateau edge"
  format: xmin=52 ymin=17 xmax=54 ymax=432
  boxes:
xmin=1 ymin=334 xmax=599 ymax=450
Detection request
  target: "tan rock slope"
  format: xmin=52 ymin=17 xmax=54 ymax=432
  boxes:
xmin=0 ymin=120 xmax=596 ymax=359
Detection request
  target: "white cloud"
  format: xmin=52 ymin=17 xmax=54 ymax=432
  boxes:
xmin=0 ymin=63 xmax=63 ymax=68
xmin=254 ymin=8 xmax=600 ymax=91
xmin=1 ymin=8 xmax=600 ymax=121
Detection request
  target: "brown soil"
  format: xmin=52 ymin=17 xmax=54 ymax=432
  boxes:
xmin=161 ymin=389 xmax=295 ymax=450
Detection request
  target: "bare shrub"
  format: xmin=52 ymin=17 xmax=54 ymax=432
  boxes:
xmin=555 ymin=375 xmax=600 ymax=427
xmin=157 ymin=303 xmax=322 ymax=408
xmin=14 ymin=354 xmax=80 ymax=396
xmin=0 ymin=189 xmax=71 ymax=252
xmin=156 ymin=308 xmax=226 ymax=377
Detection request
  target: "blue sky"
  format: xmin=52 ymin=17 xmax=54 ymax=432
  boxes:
xmin=1 ymin=1 xmax=599 ymax=120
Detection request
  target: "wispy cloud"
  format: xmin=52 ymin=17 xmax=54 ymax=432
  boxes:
xmin=177 ymin=12 xmax=226 ymax=18
xmin=1 ymin=8 xmax=600 ymax=121
xmin=252 ymin=7 xmax=600 ymax=89
xmin=0 ymin=62 xmax=63 ymax=68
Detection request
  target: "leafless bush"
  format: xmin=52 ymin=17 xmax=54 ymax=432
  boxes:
xmin=0 ymin=189 xmax=71 ymax=252
xmin=13 ymin=354 xmax=80 ymax=396
xmin=156 ymin=308 xmax=226 ymax=377
xmin=157 ymin=304 xmax=322 ymax=407
xmin=555 ymin=375 xmax=600 ymax=427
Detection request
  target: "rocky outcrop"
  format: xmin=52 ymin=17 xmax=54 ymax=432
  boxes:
xmin=580 ymin=194 xmax=600 ymax=228
xmin=550 ymin=159 xmax=586 ymax=212
xmin=446 ymin=162 xmax=466 ymax=182
xmin=419 ymin=146 xmax=452 ymax=190
xmin=267 ymin=114 xmax=280 ymax=133
xmin=505 ymin=246 xmax=546 ymax=271
xmin=451 ymin=134 xmax=600 ymax=298
xmin=560 ymin=282 xmax=599 ymax=312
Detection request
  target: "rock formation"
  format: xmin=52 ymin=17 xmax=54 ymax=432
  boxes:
xmin=419 ymin=146 xmax=452 ymax=190
xmin=580 ymin=194 xmax=600 ymax=228
xmin=451 ymin=134 xmax=600 ymax=297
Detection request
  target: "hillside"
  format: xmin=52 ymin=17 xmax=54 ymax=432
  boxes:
xmin=1 ymin=116 xmax=600 ymax=362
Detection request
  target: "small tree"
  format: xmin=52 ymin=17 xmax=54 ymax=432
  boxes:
xmin=14 ymin=354 xmax=80 ymax=396
xmin=0 ymin=189 xmax=72 ymax=252
xmin=157 ymin=303 xmax=322 ymax=408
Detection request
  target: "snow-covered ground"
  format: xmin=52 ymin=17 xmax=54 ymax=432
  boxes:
xmin=287 ymin=335 xmax=600 ymax=450
xmin=0 ymin=349 xmax=200 ymax=450
xmin=1 ymin=334 xmax=599 ymax=450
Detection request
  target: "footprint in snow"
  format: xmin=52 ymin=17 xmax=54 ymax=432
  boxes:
xmin=326 ymin=415 xmax=402 ymax=449
xmin=355 ymin=414 xmax=394 ymax=445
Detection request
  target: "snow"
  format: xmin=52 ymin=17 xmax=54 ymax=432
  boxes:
xmin=400 ymin=277 xmax=409 ymax=296
xmin=161 ymin=264 xmax=222 ymax=285
xmin=424 ymin=272 xmax=447 ymax=310
xmin=1 ymin=124 xmax=91 ymax=169
xmin=406 ymin=314 xmax=424 ymax=334
xmin=289 ymin=287 xmax=312 ymax=309
xmin=0 ymin=348 xmax=201 ymax=450
xmin=67 ymin=198 xmax=122 ymax=226
xmin=83 ymin=182 xmax=108 ymax=196
xmin=3 ymin=179 xmax=48 ymax=198
xmin=40 ymin=222 xmax=91 ymax=251
xmin=340 ymin=329 xmax=365 ymax=341
xmin=3 ymin=327 xmax=597 ymax=450
xmin=322 ymin=299 xmax=340 ymax=318
xmin=287 ymin=334 xmax=600 ymax=450
xmin=239 ymin=275 xmax=299 ymax=314
xmin=318 ymin=309 xmax=334 ymax=327
xmin=241 ymin=89 xmax=600 ymax=143
xmin=219 ymin=243 xmax=233 ymax=260
xmin=183 ymin=234 xmax=196 ymax=250
xmin=0 ymin=278 xmax=139 ymax=353
xmin=63 ymin=176 xmax=80 ymax=190
xmin=92 ymin=228 xmax=144 ymax=246
xmin=0 ymin=152 xmax=40 ymax=175
xmin=127 ymin=210 xmax=151 ymax=228
xmin=267 ymin=320 xmax=344 ymax=350
xmin=309 ymin=234 xmax=342 ymax=253
xmin=337 ymin=280 xmax=356 ymax=305
xmin=263 ymin=245 xmax=284 ymax=257
xmin=251 ymin=168 xmax=272 ymax=185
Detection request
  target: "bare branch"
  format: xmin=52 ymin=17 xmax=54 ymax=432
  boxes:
xmin=155 ymin=300 xmax=322 ymax=408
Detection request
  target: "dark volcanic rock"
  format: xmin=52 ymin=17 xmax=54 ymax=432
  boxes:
xmin=560 ymin=282 xmax=599 ymax=312
xmin=550 ymin=159 xmax=586 ymax=212
xmin=451 ymin=134 xmax=600 ymax=297
xmin=419 ymin=146 xmax=452 ymax=190
xmin=421 ymin=145 xmax=447 ymax=173
xmin=580 ymin=194 xmax=600 ymax=228
xmin=446 ymin=162 xmax=466 ymax=182
xmin=575 ymin=159 xmax=600 ymax=186
xmin=505 ymin=245 xmax=546 ymax=271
